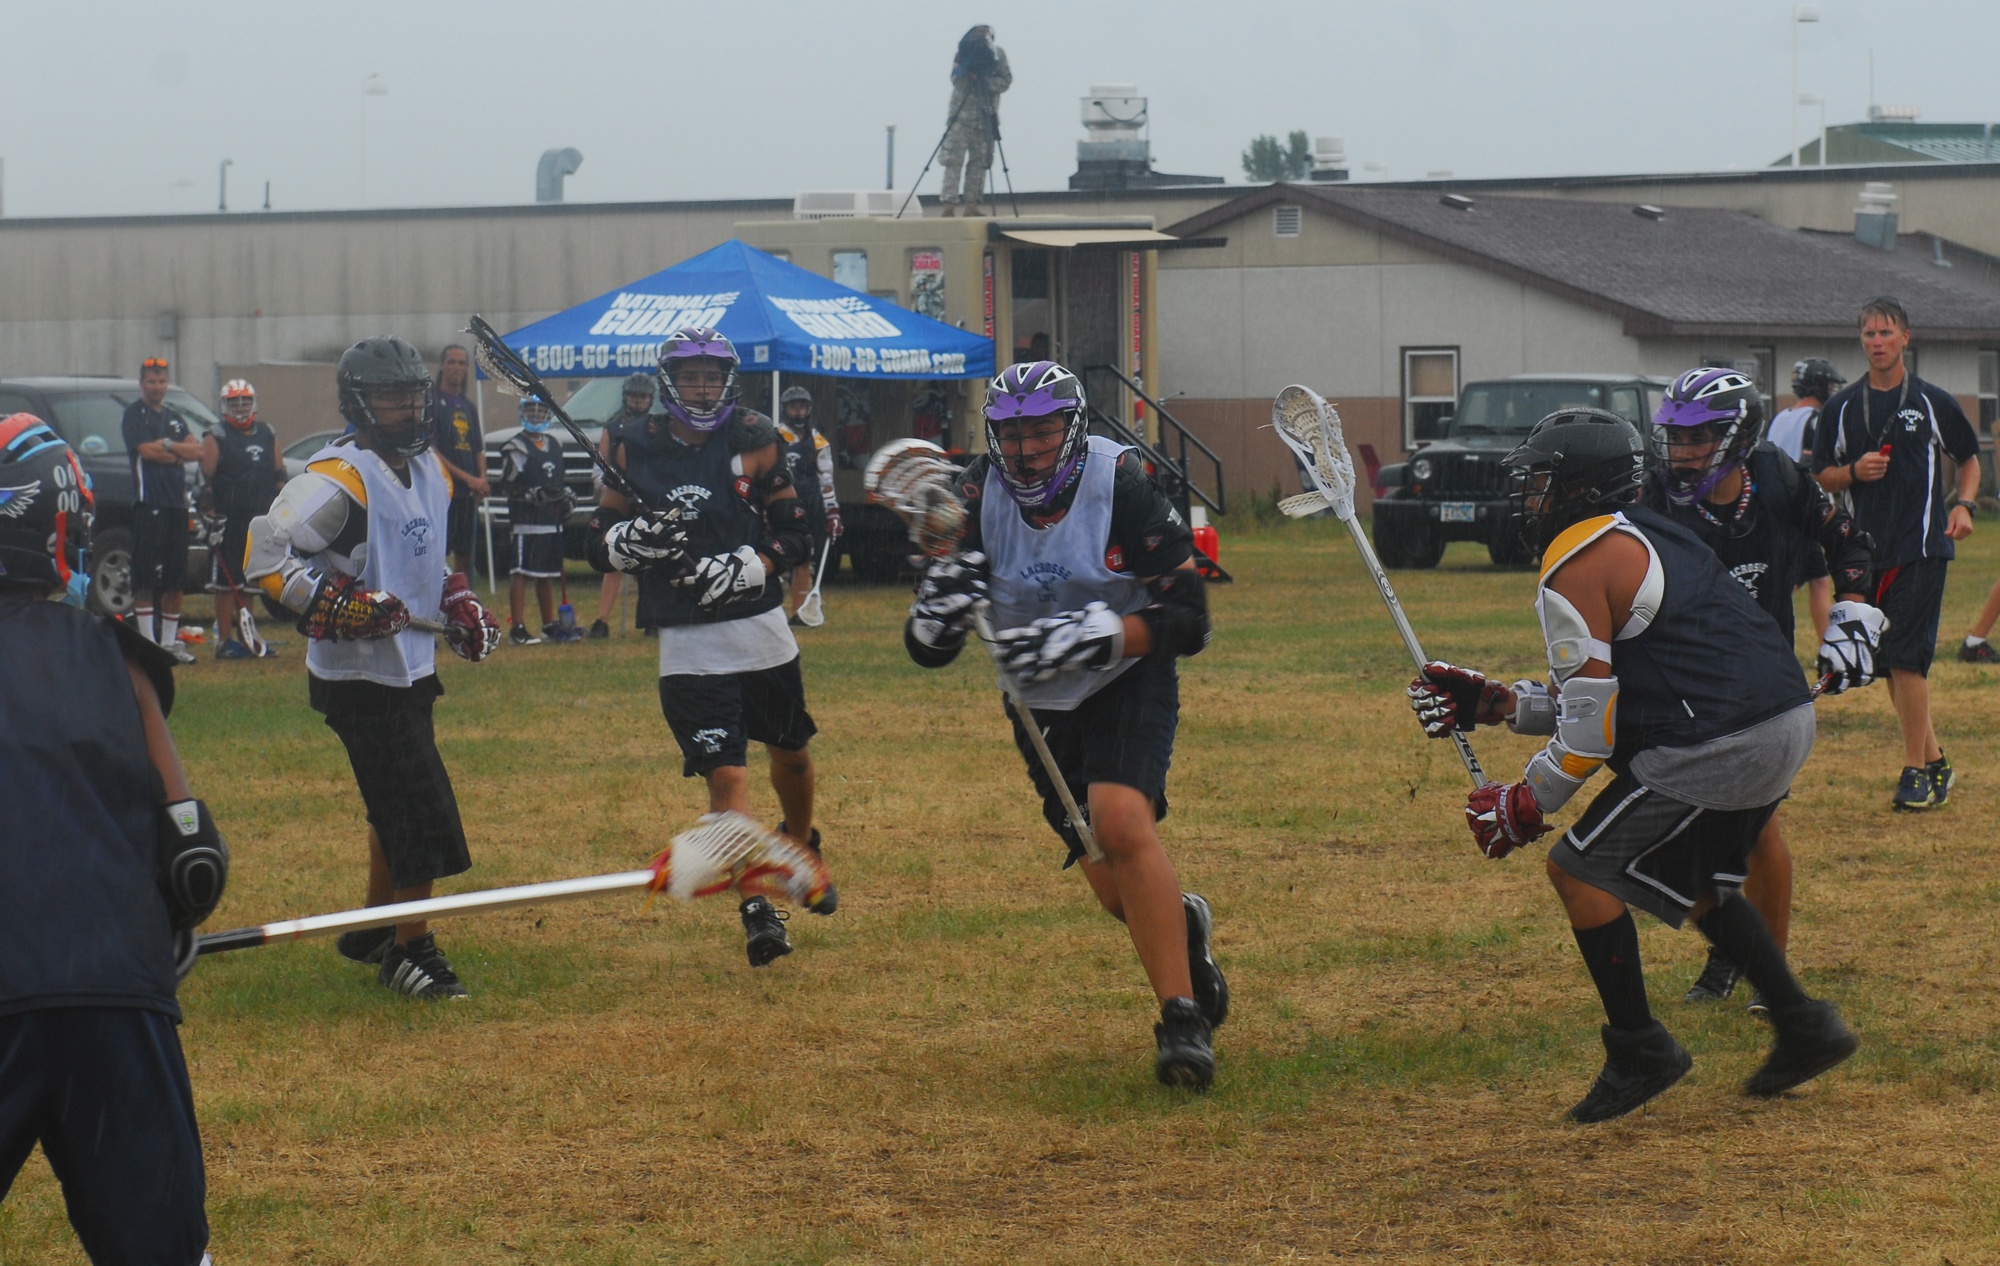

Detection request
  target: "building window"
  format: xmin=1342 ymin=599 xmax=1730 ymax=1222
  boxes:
xmin=1979 ymin=349 xmax=1999 ymax=435
xmin=832 ymin=250 xmax=867 ymax=291
xmin=1403 ymin=347 xmax=1459 ymax=446
xmin=1273 ymin=204 xmax=1301 ymax=237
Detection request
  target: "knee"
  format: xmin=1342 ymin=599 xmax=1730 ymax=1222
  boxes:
xmin=768 ymin=745 xmax=812 ymax=775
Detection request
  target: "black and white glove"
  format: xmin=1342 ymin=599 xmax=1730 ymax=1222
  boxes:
xmin=909 ymin=551 xmax=988 ymax=649
xmin=1816 ymin=600 xmax=1888 ymax=694
xmin=676 ymin=545 xmax=767 ymax=608
xmin=1407 ymin=661 xmax=1510 ymax=738
xmin=602 ymin=509 xmax=690 ymax=574
xmin=996 ymin=601 xmax=1126 ymax=682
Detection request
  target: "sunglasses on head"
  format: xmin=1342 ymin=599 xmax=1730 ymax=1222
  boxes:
xmin=141 ymin=358 xmax=169 ymax=371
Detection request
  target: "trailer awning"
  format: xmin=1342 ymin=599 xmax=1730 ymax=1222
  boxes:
xmin=990 ymin=227 xmax=1225 ymax=251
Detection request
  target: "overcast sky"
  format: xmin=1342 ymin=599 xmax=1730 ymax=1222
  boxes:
xmin=1 ymin=0 xmax=1994 ymax=219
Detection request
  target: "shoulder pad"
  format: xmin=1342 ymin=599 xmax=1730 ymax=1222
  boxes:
xmin=1538 ymin=514 xmax=1620 ymax=581
xmin=729 ymin=410 xmax=779 ymax=453
xmin=305 ymin=457 xmax=368 ymax=506
xmin=959 ymin=454 xmax=992 ymax=501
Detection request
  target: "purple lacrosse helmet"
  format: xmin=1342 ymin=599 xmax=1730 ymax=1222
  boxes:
xmin=655 ymin=326 xmax=741 ymax=432
xmin=983 ymin=360 xmax=1089 ymax=508
xmin=1652 ymin=367 xmax=1765 ymax=505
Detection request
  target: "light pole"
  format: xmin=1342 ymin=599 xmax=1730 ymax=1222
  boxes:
xmin=1798 ymin=92 xmax=1827 ymax=166
xmin=1791 ymin=5 xmax=1820 ymax=167
xmin=218 ymin=158 xmax=232 ymax=212
xmin=362 ymin=73 xmax=388 ymax=205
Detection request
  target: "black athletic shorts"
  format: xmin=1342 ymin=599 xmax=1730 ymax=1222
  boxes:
xmin=0 ymin=1007 xmax=208 ymax=1265
xmin=446 ymin=494 xmax=479 ymax=562
xmin=1006 ymin=653 xmax=1180 ymax=868
xmin=1550 ymin=768 xmax=1779 ymax=929
xmin=1875 ymin=556 xmax=1949 ymax=675
xmin=311 ymin=673 xmax=472 ymax=889
xmin=130 ymin=503 xmax=189 ymax=594
xmin=658 ymin=656 xmax=817 ymax=777
xmin=509 ymin=530 xmax=563 ymax=578
xmin=208 ymin=511 xmax=256 ymax=592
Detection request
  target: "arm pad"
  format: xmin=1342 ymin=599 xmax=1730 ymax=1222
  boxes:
xmin=1508 ymin=680 xmax=1556 ymax=735
xmin=586 ymin=501 xmax=634 ymax=574
xmin=158 ymin=799 xmax=229 ymax=931
xmin=759 ymin=486 xmax=813 ymax=573
xmin=1137 ymin=568 xmax=1211 ymax=659
xmin=1521 ymin=674 xmax=1618 ymax=814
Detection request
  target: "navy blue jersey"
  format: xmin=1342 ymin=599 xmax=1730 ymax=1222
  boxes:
xmin=121 ymin=400 xmax=192 ymax=507
xmin=501 ymin=432 xmax=567 ymax=527
xmin=428 ymin=392 xmax=483 ymax=494
xmin=622 ymin=411 xmax=786 ymax=628
xmin=1812 ymin=373 xmax=1978 ymax=569
xmin=209 ymin=419 xmax=281 ymax=514
xmin=0 ymin=599 xmax=183 ymax=1020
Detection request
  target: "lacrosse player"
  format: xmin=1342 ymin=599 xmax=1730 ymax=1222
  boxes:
xmin=0 ymin=414 xmax=221 ymax=1263
xmin=244 ymin=336 xmax=501 ymax=1000
xmin=1407 ymin=407 xmax=1856 ymax=1122
xmin=501 ymin=396 xmax=579 ymax=645
xmin=1642 ymin=368 xmax=1880 ymax=1013
xmin=775 ymin=386 xmax=840 ymax=624
xmin=587 ymin=327 xmax=831 ymax=967
xmin=200 ymin=377 xmax=287 ymax=659
xmin=589 ymin=373 xmax=658 ymax=639
xmin=901 ymin=360 xmax=1226 ymax=1090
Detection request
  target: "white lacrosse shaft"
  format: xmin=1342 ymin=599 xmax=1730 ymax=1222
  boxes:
xmin=407 ymin=615 xmax=470 ymax=646
xmin=973 ymin=602 xmax=1105 ymax=865
xmin=1272 ymin=384 xmax=1486 ymax=788
xmin=797 ymin=538 xmax=832 ymax=627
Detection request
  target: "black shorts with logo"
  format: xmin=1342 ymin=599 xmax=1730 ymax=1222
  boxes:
xmin=1550 ymin=768 xmax=1778 ymax=929
xmin=658 ymin=657 xmax=817 ymax=777
xmin=130 ymin=503 xmax=189 ymax=594
xmin=208 ymin=511 xmax=257 ymax=592
xmin=509 ymin=530 xmax=564 ymax=578
xmin=1875 ymin=556 xmax=1949 ymax=675
xmin=310 ymin=673 xmax=472 ymax=889
xmin=1007 ymin=653 xmax=1180 ymax=868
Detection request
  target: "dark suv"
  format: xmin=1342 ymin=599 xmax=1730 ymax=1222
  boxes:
xmin=0 ymin=376 xmax=221 ymax=613
xmin=1372 ymin=374 xmax=1668 ymax=568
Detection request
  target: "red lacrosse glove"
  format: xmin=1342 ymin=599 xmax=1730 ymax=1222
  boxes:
xmin=440 ymin=572 xmax=501 ymax=663
xmin=299 ymin=572 xmax=411 ymax=641
xmin=1464 ymin=780 xmax=1552 ymax=860
xmin=1408 ymin=661 xmax=1511 ymax=739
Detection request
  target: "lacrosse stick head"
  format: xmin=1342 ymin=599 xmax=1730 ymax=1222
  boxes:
xmin=466 ymin=315 xmax=533 ymax=399
xmin=864 ymin=438 xmax=967 ymax=557
xmin=1271 ymin=385 xmax=1357 ymax=520
xmin=797 ymin=590 xmax=825 ymax=627
xmin=651 ymin=811 xmax=834 ymax=911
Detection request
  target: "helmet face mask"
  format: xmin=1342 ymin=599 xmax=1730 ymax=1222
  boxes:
xmin=220 ymin=378 xmax=257 ymax=427
xmin=519 ymin=398 xmax=553 ymax=434
xmin=1651 ymin=368 xmax=1763 ymax=506
xmin=337 ymin=336 xmax=435 ymax=460
xmin=982 ymin=360 xmax=1088 ymax=509
xmin=656 ymin=327 xmax=740 ymax=433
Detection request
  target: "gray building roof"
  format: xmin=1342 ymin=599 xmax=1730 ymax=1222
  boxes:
xmin=1167 ymin=184 xmax=2000 ymax=341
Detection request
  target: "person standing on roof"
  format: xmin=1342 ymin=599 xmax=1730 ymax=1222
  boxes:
xmin=937 ymin=26 xmax=1010 ymax=218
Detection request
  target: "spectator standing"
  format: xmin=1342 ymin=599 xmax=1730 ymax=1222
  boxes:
xmin=121 ymin=356 xmax=203 ymax=663
xmin=201 ymin=378 xmax=286 ymax=659
xmin=500 ymin=397 xmax=580 ymax=645
xmin=1811 ymin=297 xmax=1981 ymax=810
xmin=775 ymin=386 xmax=841 ymax=623
xmin=429 ymin=344 xmax=489 ymax=575
xmin=937 ymin=26 xmax=1010 ymax=217
xmin=589 ymin=373 xmax=657 ymax=638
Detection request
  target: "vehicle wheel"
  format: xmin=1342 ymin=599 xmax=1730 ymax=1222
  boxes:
xmin=88 ymin=528 xmax=136 ymax=617
xmin=1404 ymin=528 xmax=1445 ymax=569
xmin=1487 ymin=532 xmax=1532 ymax=569
xmin=1373 ymin=518 xmax=1442 ymax=570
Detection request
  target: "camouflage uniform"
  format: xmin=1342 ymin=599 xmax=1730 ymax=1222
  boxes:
xmin=939 ymin=46 xmax=1011 ymax=214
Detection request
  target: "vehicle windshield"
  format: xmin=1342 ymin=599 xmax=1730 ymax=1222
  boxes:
xmin=46 ymin=388 xmax=221 ymax=457
xmin=550 ymin=377 xmax=661 ymax=426
xmin=1449 ymin=383 xmax=1608 ymax=436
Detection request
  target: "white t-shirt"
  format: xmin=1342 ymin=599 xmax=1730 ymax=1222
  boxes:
xmin=657 ymin=605 xmax=797 ymax=677
xmin=1766 ymin=405 xmax=1817 ymax=463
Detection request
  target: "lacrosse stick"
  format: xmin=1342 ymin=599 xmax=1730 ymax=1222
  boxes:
xmin=863 ymin=439 xmax=1105 ymax=865
xmin=465 ymin=314 xmax=653 ymax=510
xmin=1272 ymin=384 xmax=1486 ymax=788
xmin=196 ymin=812 xmax=830 ymax=960
xmin=235 ymin=600 xmax=269 ymax=657
xmin=797 ymin=538 xmax=832 ymax=627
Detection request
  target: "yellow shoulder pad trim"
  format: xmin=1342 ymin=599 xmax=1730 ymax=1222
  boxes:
xmin=432 ymin=451 xmax=456 ymax=496
xmin=305 ymin=458 xmax=368 ymax=506
xmin=1539 ymin=514 xmax=1620 ymax=582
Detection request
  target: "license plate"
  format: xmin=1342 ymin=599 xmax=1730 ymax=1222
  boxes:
xmin=1439 ymin=502 xmax=1476 ymax=523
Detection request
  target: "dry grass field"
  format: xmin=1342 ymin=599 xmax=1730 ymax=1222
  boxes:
xmin=4 ymin=516 xmax=1998 ymax=1264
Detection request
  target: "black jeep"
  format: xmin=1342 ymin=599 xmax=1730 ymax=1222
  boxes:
xmin=1372 ymin=374 xmax=1668 ymax=568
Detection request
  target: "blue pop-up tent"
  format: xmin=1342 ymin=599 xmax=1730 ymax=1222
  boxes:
xmin=497 ymin=238 xmax=993 ymax=381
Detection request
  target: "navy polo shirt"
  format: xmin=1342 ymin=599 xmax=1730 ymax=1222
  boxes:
xmin=1811 ymin=373 xmax=1978 ymax=569
xmin=120 ymin=400 xmax=191 ymax=508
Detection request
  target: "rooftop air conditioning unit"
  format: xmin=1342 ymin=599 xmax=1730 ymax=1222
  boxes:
xmin=793 ymin=190 xmax=899 ymax=221
xmin=1310 ymin=136 xmax=1349 ymax=182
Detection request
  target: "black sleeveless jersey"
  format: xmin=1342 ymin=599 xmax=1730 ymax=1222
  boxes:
xmin=0 ymin=599 xmax=182 ymax=1019
xmin=1604 ymin=505 xmax=1811 ymax=764
xmin=1647 ymin=445 xmax=1816 ymax=643
xmin=780 ymin=425 xmax=828 ymax=535
xmin=209 ymin=419 xmax=281 ymax=514
xmin=503 ymin=432 xmax=568 ymax=527
xmin=622 ymin=410 xmax=785 ymax=628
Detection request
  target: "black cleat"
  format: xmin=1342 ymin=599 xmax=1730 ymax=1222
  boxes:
xmin=336 ymin=925 xmax=394 ymax=965
xmin=1683 ymin=946 xmax=1742 ymax=1003
xmin=1568 ymin=1022 xmax=1692 ymax=1123
xmin=1957 ymin=638 xmax=1999 ymax=664
xmin=1745 ymin=1000 xmax=1857 ymax=1098
xmin=778 ymin=822 xmax=836 ymax=915
xmin=740 ymin=896 xmax=792 ymax=967
xmin=509 ymin=622 xmax=542 ymax=647
xmin=377 ymin=933 xmax=468 ymax=1000
xmin=1183 ymin=893 xmax=1229 ymax=1030
xmin=1745 ymin=987 xmax=1771 ymax=1020
xmin=587 ymin=618 xmax=610 ymax=640
xmin=1154 ymin=997 xmax=1215 ymax=1091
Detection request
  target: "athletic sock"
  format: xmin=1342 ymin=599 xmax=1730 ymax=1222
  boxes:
xmin=135 ymin=606 xmax=157 ymax=643
xmin=1695 ymin=894 xmax=1807 ymax=1012
xmin=1966 ymin=636 xmax=1989 ymax=648
xmin=1572 ymin=911 xmax=1652 ymax=1032
xmin=161 ymin=615 xmax=180 ymax=645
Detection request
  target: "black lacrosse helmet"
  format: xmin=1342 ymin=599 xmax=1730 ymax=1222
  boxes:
xmin=1790 ymin=357 xmax=1845 ymax=403
xmin=0 ymin=413 xmax=93 ymax=597
xmin=336 ymin=336 xmax=435 ymax=459
xmin=1505 ymin=408 xmax=1648 ymax=556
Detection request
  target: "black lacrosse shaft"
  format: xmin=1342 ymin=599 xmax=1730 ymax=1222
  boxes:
xmin=465 ymin=315 xmax=654 ymax=511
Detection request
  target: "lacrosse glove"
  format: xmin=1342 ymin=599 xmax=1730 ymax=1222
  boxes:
xmin=909 ymin=551 xmax=988 ymax=649
xmin=676 ymin=546 xmax=767 ymax=609
xmin=1816 ymin=600 xmax=1889 ymax=695
xmin=996 ymin=601 xmax=1127 ymax=682
xmin=440 ymin=571 xmax=501 ymax=662
xmin=157 ymin=798 xmax=229 ymax=932
xmin=298 ymin=572 xmax=411 ymax=641
xmin=1465 ymin=780 xmax=1551 ymax=860
xmin=602 ymin=508 xmax=691 ymax=574
xmin=1408 ymin=661 xmax=1511 ymax=737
